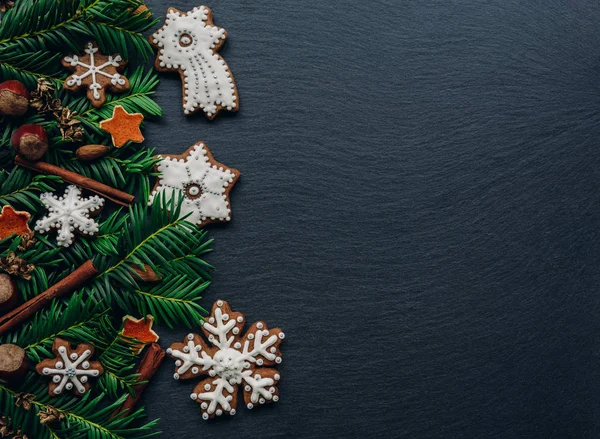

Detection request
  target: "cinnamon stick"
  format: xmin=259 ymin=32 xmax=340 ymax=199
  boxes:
xmin=112 ymin=343 xmax=165 ymax=418
xmin=15 ymin=156 xmax=135 ymax=206
xmin=0 ymin=260 xmax=98 ymax=336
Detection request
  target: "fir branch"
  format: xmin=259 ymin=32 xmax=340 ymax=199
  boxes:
xmin=0 ymin=376 xmax=160 ymax=439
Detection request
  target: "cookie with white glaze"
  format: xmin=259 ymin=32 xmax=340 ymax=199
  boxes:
xmin=149 ymin=142 xmax=240 ymax=227
xmin=166 ymin=300 xmax=285 ymax=420
xmin=149 ymin=6 xmax=239 ymax=119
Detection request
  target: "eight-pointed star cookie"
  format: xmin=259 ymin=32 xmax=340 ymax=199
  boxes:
xmin=62 ymin=42 xmax=130 ymax=108
xmin=149 ymin=142 xmax=239 ymax=227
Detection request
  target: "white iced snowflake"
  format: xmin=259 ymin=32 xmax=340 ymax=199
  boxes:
xmin=151 ymin=6 xmax=238 ymax=118
xmin=35 ymin=185 xmax=104 ymax=247
xmin=38 ymin=341 xmax=104 ymax=396
xmin=167 ymin=300 xmax=285 ymax=419
xmin=149 ymin=142 xmax=239 ymax=227
xmin=64 ymin=42 xmax=127 ymax=101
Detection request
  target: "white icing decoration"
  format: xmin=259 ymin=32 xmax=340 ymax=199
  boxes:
xmin=149 ymin=143 xmax=236 ymax=225
xmin=43 ymin=347 xmax=100 ymax=395
xmin=151 ymin=6 xmax=237 ymax=117
xmin=35 ymin=185 xmax=104 ymax=247
xmin=167 ymin=301 xmax=284 ymax=420
xmin=64 ymin=42 xmax=125 ymax=102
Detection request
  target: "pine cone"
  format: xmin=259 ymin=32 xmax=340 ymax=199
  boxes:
xmin=29 ymin=78 xmax=61 ymax=114
xmin=14 ymin=393 xmax=35 ymax=411
xmin=37 ymin=406 xmax=65 ymax=425
xmin=17 ymin=232 xmax=36 ymax=251
xmin=0 ymin=252 xmax=35 ymax=280
xmin=0 ymin=0 xmax=15 ymax=13
xmin=54 ymin=107 xmax=84 ymax=142
xmin=0 ymin=416 xmax=12 ymax=437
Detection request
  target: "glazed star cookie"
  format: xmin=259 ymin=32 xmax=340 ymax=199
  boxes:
xmin=150 ymin=6 xmax=239 ymax=118
xmin=35 ymin=338 xmax=104 ymax=396
xmin=166 ymin=300 xmax=285 ymax=419
xmin=0 ymin=205 xmax=32 ymax=239
xmin=149 ymin=142 xmax=239 ymax=227
xmin=62 ymin=42 xmax=130 ymax=108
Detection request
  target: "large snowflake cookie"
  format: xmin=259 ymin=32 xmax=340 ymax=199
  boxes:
xmin=62 ymin=42 xmax=130 ymax=108
xmin=150 ymin=6 xmax=239 ymax=118
xmin=167 ymin=300 xmax=285 ymax=419
xmin=149 ymin=142 xmax=239 ymax=227
xmin=35 ymin=338 xmax=104 ymax=396
xmin=35 ymin=185 xmax=104 ymax=247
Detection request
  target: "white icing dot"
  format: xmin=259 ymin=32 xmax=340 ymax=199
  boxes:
xmin=191 ymin=393 xmax=198 ymax=400
xmin=248 ymin=334 xmax=254 ymax=340
xmin=257 ymin=359 xmax=264 ymax=366
xmin=187 ymin=333 xmax=194 ymax=340
xmin=204 ymin=384 xmax=211 ymax=391
xmin=237 ymin=316 xmax=243 ymax=323
xmin=232 ymin=327 xmax=239 ymax=335
xmin=257 ymin=322 xmax=264 ymax=329
xmin=52 ymin=375 xmax=61 ymax=383
xmin=275 ymin=357 xmax=282 ymax=364
xmin=230 ymin=409 xmax=236 ymax=416
xmin=175 ymin=360 xmax=182 ymax=366
xmin=201 ymin=402 xmax=207 ymax=409
xmin=222 ymin=314 xmax=229 ymax=321
xmin=202 ymin=413 xmax=209 ymax=420
xmin=192 ymin=367 xmax=199 ymax=374
xmin=245 ymin=385 xmax=251 ymax=392
xmin=259 ymin=398 xmax=266 ymax=405
xmin=274 ymin=374 xmax=280 ymax=380
xmin=217 ymin=300 xmax=223 ymax=306
xmin=247 ymin=403 xmax=254 ymax=409
xmin=273 ymin=395 xmax=279 ymax=402
xmin=216 ymin=409 xmax=223 ymax=416
xmin=269 ymin=387 xmax=276 ymax=393
xmin=279 ymin=332 xmax=285 ymax=339
xmin=270 ymin=347 xmax=277 ymax=354
xmin=174 ymin=373 xmax=180 ymax=380
xmin=234 ymin=342 xmax=242 ymax=349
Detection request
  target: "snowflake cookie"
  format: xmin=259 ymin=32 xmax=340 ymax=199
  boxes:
xmin=35 ymin=185 xmax=104 ymax=247
xmin=35 ymin=338 xmax=104 ymax=396
xmin=150 ymin=6 xmax=239 ymax=118
xmin=149 ymin=142 xmax=239 ymax=227
xmin=62 ymin=42 xmax=130 ymax=108
xmin=167 ymin=300 xmax=285 ymax=419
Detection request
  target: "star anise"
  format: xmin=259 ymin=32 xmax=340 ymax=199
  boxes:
xmin=0 ymin=416 xmax=12 ymax=437
xmin=0 ymin=0 xmax=15 ymax=13
xmin=29 ymin=78 xmax=62 ymax=114
xmin=17 ymin=232 xmax=36 ymax=251
xmin=0 ymin=252 xmax=34 ymax=280
xmin=54 ymin=107 xmax=84 ymax=142
xmin=14 ymin=393 xmax=35 ymax=411
xmin=37 ymin=406 xmax=65 ymax=425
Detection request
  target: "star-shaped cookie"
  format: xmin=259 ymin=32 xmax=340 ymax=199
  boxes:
xmin=149 ymin=142 xmax=239 ymax=227
xmin=99 ymin=105 xmax=144 ymax=147
xmin=62 ymin=42 xmax=130 ymax=108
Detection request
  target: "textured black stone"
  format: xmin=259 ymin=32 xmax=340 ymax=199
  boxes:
xmin=142 ymin=0 xmax=600 ymax=437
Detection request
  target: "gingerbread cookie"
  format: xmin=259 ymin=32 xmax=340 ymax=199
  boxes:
xmin=166 ymin=300 xmax=285 ymax=419
xmin=149 ymin=142 xmax=239 ymax=227
xmin=62 ymin=42 xmax=130 ymax=108
xmin=99 ymin=105 xmax=144 ymax=147
xmin=36 ymin=338 xmax=104 ymax=396
xmin=150 ymin=6 xmax=239 ymax=118
xmin=35 ymin=185 xmax=104 ymax=248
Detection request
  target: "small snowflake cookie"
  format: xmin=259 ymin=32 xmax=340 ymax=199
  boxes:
xmin=167 ymin=300 xmax=285 ymax=419
xmin=62 ymin=42 xmax=130 ymax=108
xmin=35 ymin=185 xmax=104 ymax=247
xmin=149 ymin=142 xmax=239 ymax=227
xmin=35 ymin=338 xmax=104 ymax=396
xmin=150 ymin=6 xmax=239 ymax=118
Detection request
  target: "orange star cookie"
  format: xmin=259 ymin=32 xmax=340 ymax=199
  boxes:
xmin=99 ymin=105 xmax=144 ymax=148
xmin=0 ymin=205 xmax=32 ymax=239
xmin=122 ymin=315 xmax=159 ymax=354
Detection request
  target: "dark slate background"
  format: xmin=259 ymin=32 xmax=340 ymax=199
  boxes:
xmin=140 ymin=1 xmax=600 ymax=437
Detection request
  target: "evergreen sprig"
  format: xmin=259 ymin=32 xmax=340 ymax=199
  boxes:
xmin=0 ymin=0 xmax=221 ymax=436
